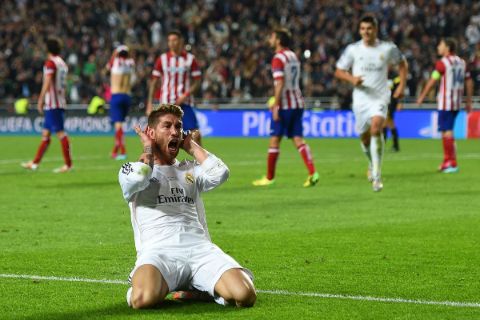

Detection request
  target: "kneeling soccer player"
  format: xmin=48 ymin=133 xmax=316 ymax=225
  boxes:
xmin=119 ymin=104 xmax=256 ymax=309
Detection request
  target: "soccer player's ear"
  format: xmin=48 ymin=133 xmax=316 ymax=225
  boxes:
xmin=146 ymin=126 xmax=155 ymax=140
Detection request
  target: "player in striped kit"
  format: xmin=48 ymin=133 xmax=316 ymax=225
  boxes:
xmin=147 ymin=30 xmax=202 ymax=143
xmin=106 ymin=45 xmax=136 ymax=160
xmin=253 ymin=28 xmax=319 ymax=187
xmin=22 ymin=37 xmax=72 ymax=173
xmin=335 ymin=16 xmax=408 ymax=192
xmin=417 ymin=38 xmax=474 ymax=173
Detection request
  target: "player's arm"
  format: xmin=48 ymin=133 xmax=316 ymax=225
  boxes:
xmin=147 ymin=77 xmax=159 ymax=115
xmin=118 ymin=125 xmax=155 ymax=201
xmin=175 ymin=78 xmax=200 ymax=105
xmin=393 ymin=59 xmax=408 ymax=99
xmin=271 ymin=78 xmax=284 ymax=121
xmin=37 ymin=74 xmax=53 ymax=115
xmin=417 ymin=61 xmax=444 ymax=105
xmin=334 ymin=68 xmax=363 ymax=86
xmin=465 ymin=66 xmax=474 ymax=112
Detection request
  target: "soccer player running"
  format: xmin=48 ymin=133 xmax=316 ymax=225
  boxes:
xmin=147 ymin=30 xmax=202 ymax=143
xmin=335 ymin=16 xmax=408 ymax=192
xmin=106 ymin=45 xmax=135 ymax=160
xmin=252 ymin=28 xmax=319 ymax=187
xmin=22 ymin=37 xmax=72 ymax=173
xmin=417 ymin=38 xmax=474 ymax=173
xmin=119 ymin=104 xmax=256 ymax=309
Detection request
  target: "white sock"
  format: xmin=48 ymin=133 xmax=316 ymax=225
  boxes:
xmin=126 ymin=287 xmax=133 ymax=307
xmin=360 ymin=142 xmax=372 ymax=166
xmin=370 ymin=134 xmax=384 ymax=180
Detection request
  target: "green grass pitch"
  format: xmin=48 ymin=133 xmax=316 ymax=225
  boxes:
xmin=0 ymin=136 xmax=479 ymax=319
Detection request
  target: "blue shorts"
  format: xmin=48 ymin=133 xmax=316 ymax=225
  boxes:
xmin=270 ymin=108 xmax=304 ymax=138
xmin=438 ymin=110 xmax=459 ymax=132
xmin=180 ymin=104 xmax=199 ymax=131
xmin=43 ymin=109 xmax=65 ymax=133
xmin=110 ymin=93 xmax=131 ymax=123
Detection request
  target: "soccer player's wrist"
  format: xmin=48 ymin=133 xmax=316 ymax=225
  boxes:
xmin=143 ymin=145 xmax=153 ymax=154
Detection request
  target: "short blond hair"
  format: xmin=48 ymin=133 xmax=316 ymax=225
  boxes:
xmin=148 ymin=104 xmax=184 ymax=128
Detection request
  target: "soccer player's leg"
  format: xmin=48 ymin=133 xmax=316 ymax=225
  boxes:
xmin=110 ymin=94 xmax=128 ymax=160
xmin=370 ymin=114 xmax=386 ymax=191
xmin=354 ymin=105 xmax=373 ymax=181
xmin=22 ymin=129 xmax=51 ymax=171
xmin=438 ymin=111 xmax=459 ymax=173
xmin=253 ymin=111 xmax=284 ymax=186
xmin=128 ymin=264 xmax=170 ymax=309
xmin=214 ymin=268 xmax=256 ymax=307
xmin=190 ymin=243 xmax=256 ymax=307
xmin=181 ymin=104 xmax=202 ymax=145
xmin=50 ymin=109 xmax=72 ymax=173
xmin=289 ymin=109 xmax=319 ymax=187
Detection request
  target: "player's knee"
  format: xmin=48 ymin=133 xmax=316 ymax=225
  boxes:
xmin=131 ymin=288 xmax=161 ymax=309
xmin=233 ymin=284 xmax=257 ymax=307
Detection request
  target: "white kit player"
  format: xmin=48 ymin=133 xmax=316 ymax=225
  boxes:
xmin=119 ymin=104 xmax=256 ymax=309
xmin=335 ymin=15 xmax=408 ymax=192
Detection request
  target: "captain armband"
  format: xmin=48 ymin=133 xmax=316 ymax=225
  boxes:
xmin=431 ymin=70 xmax=441 ymax=81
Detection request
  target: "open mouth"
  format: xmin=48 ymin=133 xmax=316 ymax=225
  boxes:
xmin=168 ymin=139 xmax=179 ymax=152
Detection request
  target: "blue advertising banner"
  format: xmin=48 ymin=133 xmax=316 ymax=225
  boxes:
xmin=0 ymin=109 xmax=468 ymax=139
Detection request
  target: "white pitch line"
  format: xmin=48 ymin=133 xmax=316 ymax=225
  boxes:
xmin=1 ymin=273 xmax=479 ymax=309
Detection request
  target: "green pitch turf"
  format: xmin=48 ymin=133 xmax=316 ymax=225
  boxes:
xmin=0 ymin=136 xmax=479 ymax=319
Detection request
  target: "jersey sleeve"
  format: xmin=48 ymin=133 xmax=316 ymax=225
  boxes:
xmin=118 ymin=162 xmax=153 ymax=201
xmin=44 ymin=60 xmax=56 ymax=75
xmin=152 ymin=57 xmax=163 ymax=78
xmin=191 ymin=57 xmax=202 ymax=79
xmin=193 ymin=153 xmax=229 ymax=193
xmin=271 ymin=56 xmax=285 ymax=80
xmin=388 ymin=43 xmax=405 ymax=65
xmin=336 ymin=45 xmax=354 ymax=70
xmin=435 ymin=60 xmax=446 ymax=74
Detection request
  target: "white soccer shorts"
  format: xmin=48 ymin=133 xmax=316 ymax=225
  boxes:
xmin=353 ymin=101 xmax=388 ymax=134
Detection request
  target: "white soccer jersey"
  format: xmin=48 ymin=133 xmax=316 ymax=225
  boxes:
xmin=336 ymin=40 xmax=404 ymax=105
xmin=118 ymin=154 xmax=229 ymax=256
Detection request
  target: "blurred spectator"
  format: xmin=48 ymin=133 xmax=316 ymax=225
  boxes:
xmin=1 ymin=0 xmax=479 ymax=109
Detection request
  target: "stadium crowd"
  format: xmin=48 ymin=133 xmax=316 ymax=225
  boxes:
xmin=1 ymin=0 xmax=480 ymax=109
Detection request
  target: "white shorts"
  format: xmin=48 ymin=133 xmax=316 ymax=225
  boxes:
xmin=353 ymin=101 xmax=388 ymax=134
xmin=128 ymin=227 xmax=251 ymax=302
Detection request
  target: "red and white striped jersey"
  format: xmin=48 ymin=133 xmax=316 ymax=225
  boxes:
xmin=435 ymin=55 xmax=470 ymax=111
xmin=107 ymin=56 xmax=135 ymax=75
xmin=271 ymin=49 xmax=304 ymax=109
xmin=43 ymin=55 xmax=68 ymax=110
xmin=152 ymin=51 xmax=201 ymax=104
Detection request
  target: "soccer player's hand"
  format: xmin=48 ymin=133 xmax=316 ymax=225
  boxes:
xmin=181 ymin=129 xmax=200 ymax=154
xmin=416 ymin=96 xmax=424 ymax=106
xmin=175 ymin=94 xmax=187 ymax=106
xmin=271 ymin=105 xmax=280 ymax=122
xmin=133 ymin=125 xmax=153 ymax=148
xmin=466 ymin=103 xmax=472 ymax=113
xmin=351 ymin=76 xmax=363 ymax=87
xmin=393 ymin=85 xmax=405 ymax=99
xmin=37 ymin=101 xmax=44 ymax=115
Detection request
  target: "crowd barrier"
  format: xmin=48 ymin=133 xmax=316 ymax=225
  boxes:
xmin=1 ymin=109 xmax=479 ymax=139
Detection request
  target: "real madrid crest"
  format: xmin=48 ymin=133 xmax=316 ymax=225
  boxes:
xmin=379 ymin=54 xmax=384 ymax=61
xmin=185 ymin=173 xmax=194 ymax=184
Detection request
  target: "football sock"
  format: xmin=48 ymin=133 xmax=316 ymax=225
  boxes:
xmin=391 ymin=128 xmax=399 ymax=150
xmin=126 ymin=287 xmax=132 ymax=307
xmin=60 ymin=136 xmax=72 ymax=167
xmin=33 ymin=136 xmax=51 ymax=164
xmin=114 ymin=127 xmax=126 ymax=155
xmin=267 ymin=147 xmax=279 ymax=180
xmin=443 ymin=136 xmax=457 ymax=167
xmin=297 ymin=143 xmax=316 ymax=175
xmin=360 ymin=141 xmax=372 ymax=165
xmin=370 ymin=134 xmax=384 ymax=180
